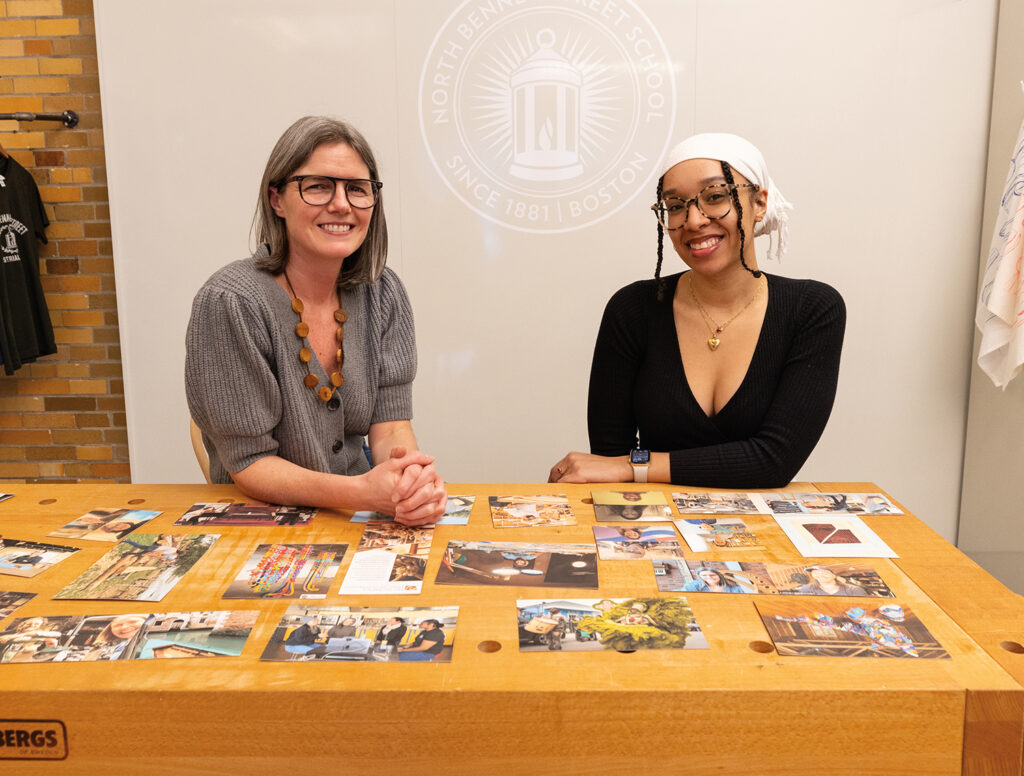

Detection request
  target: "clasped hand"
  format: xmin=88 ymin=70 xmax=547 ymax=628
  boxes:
xmin=365 ymin=446 xmax=447 ymax=525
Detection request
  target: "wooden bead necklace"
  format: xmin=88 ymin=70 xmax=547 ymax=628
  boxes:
xmin=283 ymin=270 xmax=347 ymax=402
xmin=688 ymin=273 xmax=764 ymax=351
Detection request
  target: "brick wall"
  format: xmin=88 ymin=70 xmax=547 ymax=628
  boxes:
xmin=0 ymin=0 xmax=129 ymax=482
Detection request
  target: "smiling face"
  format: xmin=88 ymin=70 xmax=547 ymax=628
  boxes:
xmin=661 ymin=158 xmax=766 ymax=277
xmin=810 ymin=567 xmax=837 ymax=584
xmin=698 ymin=569 xmax=723 ymax=586
xmin=269 ymin=142 xmax=373 ymax=268
xmin=108 ymin=614 xmax=147 ymax=640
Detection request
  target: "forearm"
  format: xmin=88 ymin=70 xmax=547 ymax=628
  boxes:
xmin=230 ymin=456 xmax=370 ymax=511
xmin=368 ymin=420 xmax=418 ymax=464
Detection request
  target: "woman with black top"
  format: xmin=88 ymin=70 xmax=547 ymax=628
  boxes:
xmin=549 ymin=133 xmax=845 ymax=489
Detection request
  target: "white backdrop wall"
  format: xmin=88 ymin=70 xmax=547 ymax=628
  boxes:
xmin=94 ymin=0 xmax=996 ymax=541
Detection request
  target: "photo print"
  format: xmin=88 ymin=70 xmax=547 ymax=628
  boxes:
xmin=672 ymin=492 xmax=767 ymax=515
xmin=592 ymin=524 xmax=685 ymax=561
xmin=337 ymin=522 xmax=432 ymax=595
xmin=654 ymin=560 xmax=895 ymax=598
xmin=175 ymin=502 xmax=316 ymax=527
xmin=774 ymin=515 xmax=898 ymax=558
xmin=436 ymin=541 xmax=599 ymax=588
xmin=0 ymin=537 xmax=79 ymax=578
xmin=351 ymin=494 xmax=476 ymax=525
xmin=488 ymin=495 xmax=576 ymax=528
xmin=54 ymin=533 xmax=219 ymax=601
xmin=755 ymin=599 xmax=949 ymax=659
xmin=760 ymin=492 xmax=902 ymax=515
xmin=516 ymin=597 xmax=708 ymax=652
xmin=675 ymin=517 xmax=763 ymax=552
xmin=260 ymin=604 xmax=458 ymax=663
xmin=0 ymin=590 xmax=36 ymax=621
xmin=0 ymin=610 xmax=257 ymax=663
xmin=591 ymin=490 xmax=672 ymax=522
xmin=223 ymin=543 xmax=348 ymax=599
xmin=50 ymin=507 xmax=161 ymax=542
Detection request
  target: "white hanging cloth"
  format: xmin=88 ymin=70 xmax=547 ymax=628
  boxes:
xmin=976 ymin=97 xmax=1024 ymax=389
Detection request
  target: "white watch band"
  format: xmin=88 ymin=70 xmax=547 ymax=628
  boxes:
xmin=632 ymin=463 xmax=648 ymax=483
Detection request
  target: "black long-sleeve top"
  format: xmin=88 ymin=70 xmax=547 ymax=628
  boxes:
xmin=587 ymin=271 xmax=845 ymax=488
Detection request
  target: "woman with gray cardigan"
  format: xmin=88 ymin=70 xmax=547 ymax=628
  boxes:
xmin=186 ymin=117 xmax=445 ymax=525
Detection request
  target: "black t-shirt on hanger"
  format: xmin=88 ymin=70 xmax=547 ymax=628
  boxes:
xmin=0 ymin=154 xmax=55 ymax=375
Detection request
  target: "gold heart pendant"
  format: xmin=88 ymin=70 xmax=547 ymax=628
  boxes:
xmin=707 ymin=337 xmax=721 ymax=351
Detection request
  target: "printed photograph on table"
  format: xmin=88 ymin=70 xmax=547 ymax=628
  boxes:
xmin=351 ymin=494 xmax=476 ymax=525
xmin=260 ymin=604 xmax=458 ymax=662
xmin=174 ymin=502 xmax=316 ymax=527
xmin=49 ymin=507 xmax=161 ymax=542
xmin=655 ymin=560 xmax=895 ymax=597
xmin=54 ymin=533 xmax=219 ymax=602
xmin=592 ymin=490 xmax=672 ymax=522
xmin=761 ymin=492 xmax=902 ymax=515
xmin=0 ymin=537 xmax=79 ymax=578
xmin=517 ymin=597 xmax=708 ymax=652
xmin=337 ymin=522 xmax=432 ymax=595
xmin=488 ymin=495 xmax=576 ymax=528
xmin=223 ymin=543 xmax=348 ymax=599
xmin=436 ymin=541 xmax=599 ymax=588
xmin=672 ymin=492 xmax=767 ymax=515
xmin=755 ymin=599 xmax=949 ymax=659
xmin=0 ymin=590 xmax=36 ymax=621
xmin=0 ymin=610 xmax=258 ymax=663
xmin=774 ymin=515 xmax=898 ymax=558
xmin=593 ymin=524 xmax=685 ymax=561
xmin=675 ymin=517 xmax=764 ymax=552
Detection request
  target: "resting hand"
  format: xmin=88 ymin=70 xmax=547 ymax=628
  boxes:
xmin=360 ymin=448 xmax=436 ymax=515
xmin=390 ymin=448 xmax=448 ymax=526
xmin=548 ymin=451 xmax=632 ymax=484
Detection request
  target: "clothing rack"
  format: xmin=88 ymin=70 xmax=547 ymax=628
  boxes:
xmin=0 ymin=110 xmax=79 ymax=129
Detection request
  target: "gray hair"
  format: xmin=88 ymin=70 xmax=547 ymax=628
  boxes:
xmin=253 ymin=116 xmax=388 ymax=288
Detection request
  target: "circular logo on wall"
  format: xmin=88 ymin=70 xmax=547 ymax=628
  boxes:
xmin=419 ymin=1 xmax=676 ymax=233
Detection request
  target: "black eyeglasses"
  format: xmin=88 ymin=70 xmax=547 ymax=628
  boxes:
xmin=277 ymin=175 xmax=382 ymax=209
xmin=651 ymin=183 xmax=758 ymax=230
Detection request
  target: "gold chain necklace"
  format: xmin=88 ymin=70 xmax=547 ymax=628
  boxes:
xmin=688 ymin=273 xmax=764 ymax=351
xmin=283 ymin=271 xmax=347 ymax=402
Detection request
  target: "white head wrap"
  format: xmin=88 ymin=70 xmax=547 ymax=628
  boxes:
xmin=660 ymin=133 xmax=791 ymax=262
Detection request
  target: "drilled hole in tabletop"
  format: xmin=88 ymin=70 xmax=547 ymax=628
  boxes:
xmin=615 ymin=648 xmax=637 ymax=654
xmin=477 ymin=640 xmax=502 ymax=653
xmin=581 ymin=498 xmax=593 ymax=505
xmin=1000 ymin=641 xmax=1024 ymax=654
xmin=127 ymin=499 xmax=145 ymax=505
xmin=38 ymin=499 xmax=56 ymax=505
xmin=748 ymin=640 xmax=775 ymax=654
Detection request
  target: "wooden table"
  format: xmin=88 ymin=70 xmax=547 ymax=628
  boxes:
xmin=1 ymin=482 xmax=1022 ymax=775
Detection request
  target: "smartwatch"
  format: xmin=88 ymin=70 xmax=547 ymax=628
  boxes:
xmin=630 ymin=448 xmax=650 ymax=483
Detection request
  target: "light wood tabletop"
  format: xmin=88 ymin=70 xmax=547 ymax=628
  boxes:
xmin=0 ymin=481 xmax=1021 ymax=775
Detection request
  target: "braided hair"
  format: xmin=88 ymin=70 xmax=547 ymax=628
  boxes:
xmin=720 ymin=161 xmax=762 ymax=278
xmin=654 ymin=175 xmax=666 ymax=300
